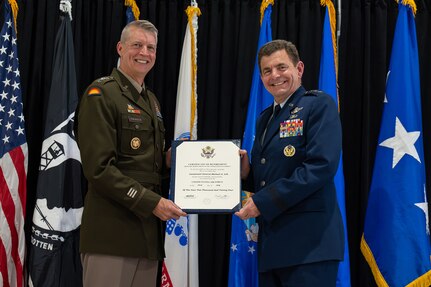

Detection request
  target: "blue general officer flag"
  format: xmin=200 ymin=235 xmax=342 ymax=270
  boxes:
xmin=318 ymin=3 xmax=351 ymax=287
xmin=228 ymin=1 xmax=273 ymax=286
xmin=361 ymin=2 xmax=431 ymax=286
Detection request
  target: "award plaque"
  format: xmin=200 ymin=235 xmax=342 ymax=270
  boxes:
xmin=170 ymin=140 xmax=241 ymax=213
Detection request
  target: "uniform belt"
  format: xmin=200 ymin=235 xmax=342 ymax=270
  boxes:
xmin=121 ymin=170 xmax=161 ymax=186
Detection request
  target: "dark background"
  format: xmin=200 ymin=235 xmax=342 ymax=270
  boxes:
xmin=11 ymin=0 xmax=431 ymax=286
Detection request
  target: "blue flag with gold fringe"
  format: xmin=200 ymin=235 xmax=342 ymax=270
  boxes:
xmin=361 ymin=2 xmax=431 ymax=286
xmin=228 ymin=1 xmax=273 ymax=286
xmin=318 ymin=3 xmax=351 ymax=287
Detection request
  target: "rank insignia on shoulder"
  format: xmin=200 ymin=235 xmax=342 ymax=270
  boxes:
xmin=127 ymin=103 xmax=141 ymax=114
xmin=284 ymin=145 xmax=295 ymax=157
xmin=305 ymin=89 xmax=323 ymax=96
xmin=96 ymin=76 xmax=114 ymax=84
xmin=87 ymin=87 xmax=102 ymax=96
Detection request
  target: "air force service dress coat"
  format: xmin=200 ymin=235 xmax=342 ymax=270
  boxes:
xmin=248 ymin=86 xmax=344 ymax=272
xmin=76 ymin=68 xmax=166 ymax=260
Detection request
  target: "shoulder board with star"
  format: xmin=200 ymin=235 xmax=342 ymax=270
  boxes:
xmin=304 ymin=90 xmax=324 ymax=96
xmin=86 ymin=77 xmax=115 ymax=96
xmin=95 ymin=76 xmax=115 ymax=85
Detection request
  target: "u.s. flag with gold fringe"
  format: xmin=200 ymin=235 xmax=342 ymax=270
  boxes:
xmin=0 ymin=1 xmax=27 ymax=287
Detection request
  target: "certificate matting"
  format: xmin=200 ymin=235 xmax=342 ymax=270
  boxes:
xmin=170 ymin=140 xmax=241 ymax=213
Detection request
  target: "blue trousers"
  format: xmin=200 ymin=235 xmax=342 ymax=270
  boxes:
xmin=259 ymin=260 xmax=340 ymax=287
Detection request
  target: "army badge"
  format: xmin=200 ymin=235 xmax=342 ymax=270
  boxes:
xmin=284 ymin=145 xmax=295 ymax=157
xmin=130 ymin=137 xmax=141 ymax=150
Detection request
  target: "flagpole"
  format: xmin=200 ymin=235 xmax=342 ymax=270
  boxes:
xmin=228 ymin=1 xmax=273 ymax=286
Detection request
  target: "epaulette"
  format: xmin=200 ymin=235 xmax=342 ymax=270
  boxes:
xmin=304 ymin=89 xmax=324 ymax=96
xmin=95 ymin=76 xmax=115 ymax=85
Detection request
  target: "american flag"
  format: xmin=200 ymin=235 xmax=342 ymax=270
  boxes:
xmin=0 ymin=2 xmax=28 ymax=287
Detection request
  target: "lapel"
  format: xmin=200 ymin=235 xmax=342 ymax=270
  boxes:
xmin=262 ymin=86 xmax=306 ymax=148
xmin=111 ymin=68 xmax=153 ymax=118
xmin=255 ymin=106 xmax=273 ymax=150
xmin=144 ymin=89 xmax=160 ymax=133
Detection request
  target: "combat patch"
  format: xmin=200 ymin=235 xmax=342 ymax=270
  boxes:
xmin=87 ymin=87 xmax=102 ymax=96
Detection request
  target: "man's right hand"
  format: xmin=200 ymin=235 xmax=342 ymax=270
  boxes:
xmin=153 ymin=198 xmax=187 ymax=221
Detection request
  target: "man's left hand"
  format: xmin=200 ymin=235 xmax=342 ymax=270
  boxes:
xmin=235 ymin=197 xmax=260 ymax=220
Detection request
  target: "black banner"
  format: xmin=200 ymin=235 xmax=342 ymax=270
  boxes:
xmin=28 ymin=11 xmax=85 ymax=287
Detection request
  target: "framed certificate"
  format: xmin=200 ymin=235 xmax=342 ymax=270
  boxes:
xmin=170 ymin=140 xmax=241 ymax=213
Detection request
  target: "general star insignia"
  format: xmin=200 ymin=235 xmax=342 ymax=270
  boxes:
xmin=379 ymin=116 xmax=420 ymax=168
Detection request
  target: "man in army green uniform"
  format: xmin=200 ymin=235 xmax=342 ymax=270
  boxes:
xmin=76 ymin=20 xmax=186 ymax=287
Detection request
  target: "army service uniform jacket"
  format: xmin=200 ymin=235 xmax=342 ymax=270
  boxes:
xmin=247 ymin=86 xmax=345 ymax=272
xmin=76 ymin=68 xmax=166 ymax=260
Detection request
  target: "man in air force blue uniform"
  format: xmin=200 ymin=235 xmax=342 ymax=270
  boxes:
xmin=236 ymin=40 xmax=344 ymax=287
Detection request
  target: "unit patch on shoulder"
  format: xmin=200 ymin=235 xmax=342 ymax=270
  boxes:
xmin=87 ymin=87 xmax=102 ymax=96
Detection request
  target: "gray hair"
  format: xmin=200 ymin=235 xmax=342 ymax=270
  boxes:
xmin=120 ymin=20 xmax=158 ymax=44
